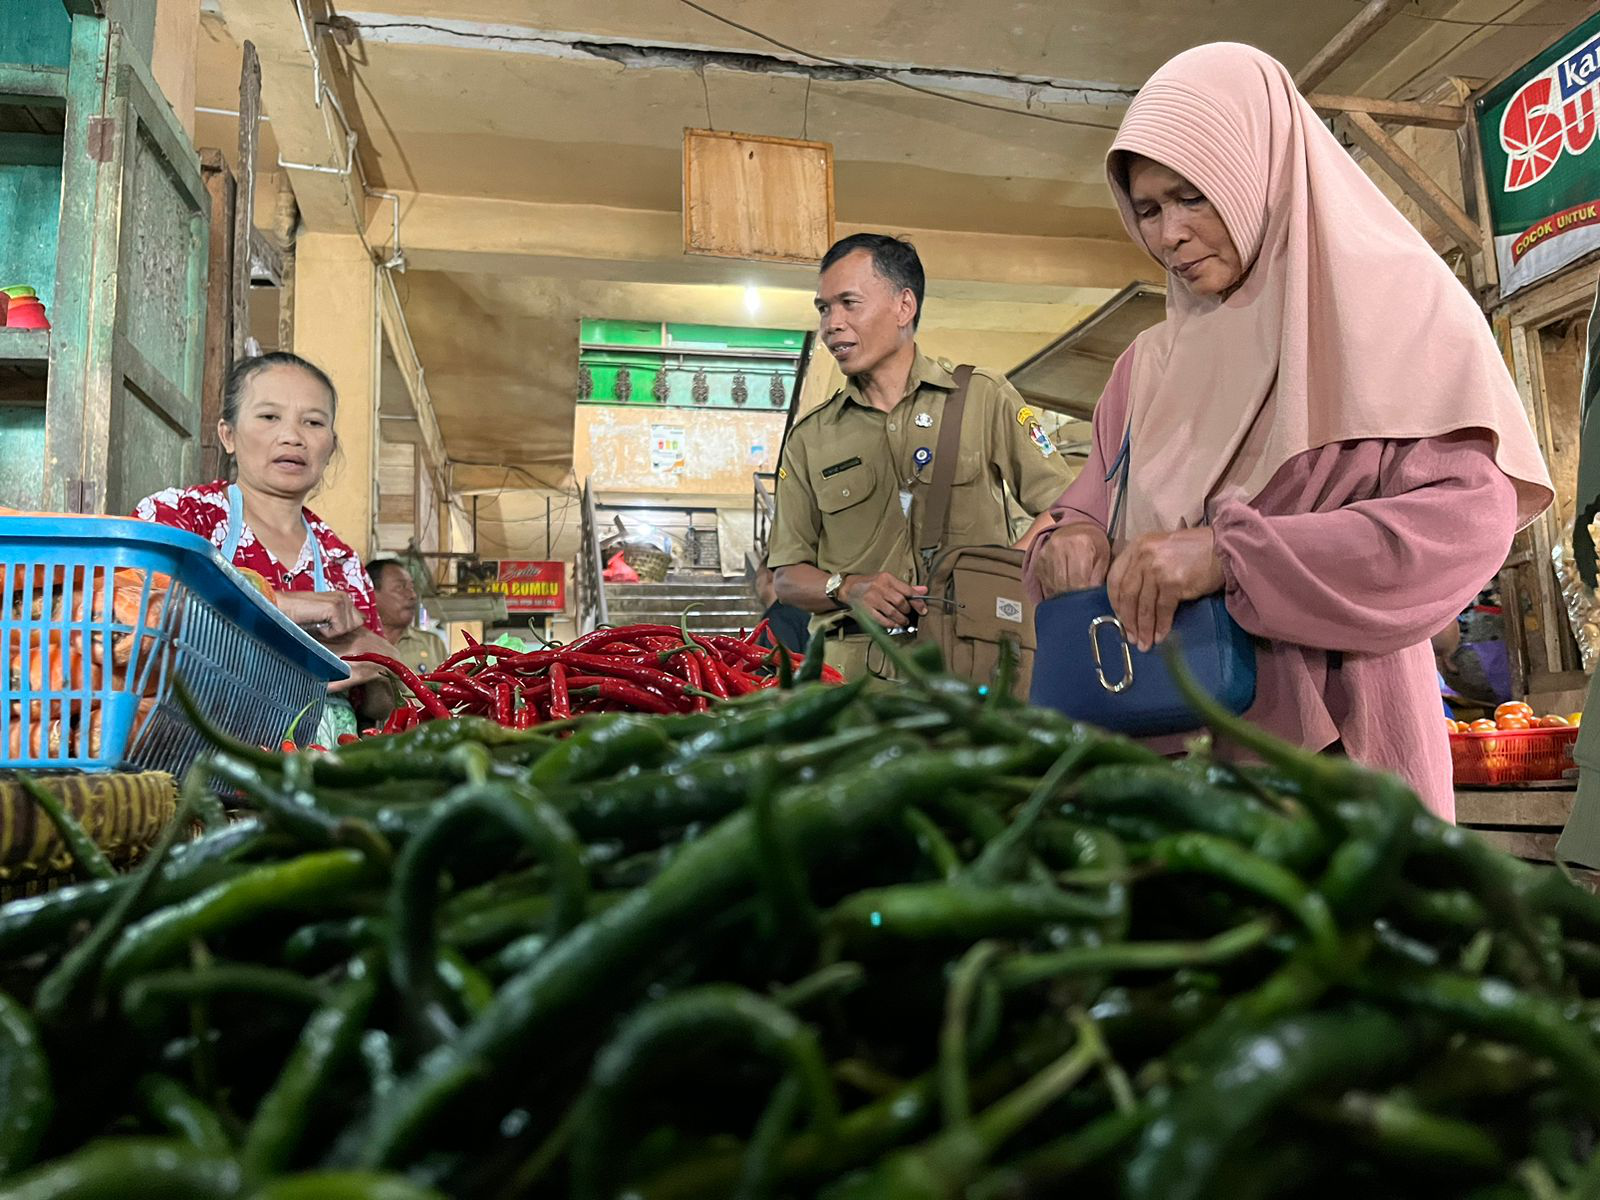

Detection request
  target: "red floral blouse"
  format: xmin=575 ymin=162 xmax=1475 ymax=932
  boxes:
xmin=132 ymin=480 xmax=383 ymax=634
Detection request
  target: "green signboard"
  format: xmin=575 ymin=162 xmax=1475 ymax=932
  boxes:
xmin=1477 ymin=12 xmax=1600 ymax=296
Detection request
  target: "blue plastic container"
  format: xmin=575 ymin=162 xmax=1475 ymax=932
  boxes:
xmin=0 ymin=516 xmax=349 ymax=773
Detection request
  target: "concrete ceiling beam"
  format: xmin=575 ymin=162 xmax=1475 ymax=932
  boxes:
xmin=367 ymin=193 xmax=1160 ymax=292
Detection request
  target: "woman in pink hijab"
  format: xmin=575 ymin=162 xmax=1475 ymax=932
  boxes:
xmin=1024 ymin=42 xmax=1553 ymax=819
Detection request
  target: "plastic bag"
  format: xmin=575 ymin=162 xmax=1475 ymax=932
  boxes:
xmin=1553 ymin=535 xmax=1600 ymax=671
xmin=603 ymin=551 xmax=640 ymax=584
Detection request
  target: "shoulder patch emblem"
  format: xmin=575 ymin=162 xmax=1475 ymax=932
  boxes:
xmin=1016 ymin=406 xmax=1037 ymax=426
xmin=1027 ymin=421 xmax=1056 ymax=458
xmin=778 ymin=466 xmax=787 ymax=480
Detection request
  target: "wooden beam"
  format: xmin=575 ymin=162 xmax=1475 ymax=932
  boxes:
xmin=1307 ymin=92 xmax=1464 ymax=130
xmin=214 ymin=0 xmax=363 ymax=232
xmin=1296 ymin=0 xmax=1409 ymax=91
xmin=199 ymin=148 xmax=235 ymax=481
xmin=1336 ymin=111 xmax=1481 ymax=255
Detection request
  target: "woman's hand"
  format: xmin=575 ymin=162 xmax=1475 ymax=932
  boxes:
xmin=1106 ymin=528 xmax=1226 ymax=651
xmin=275 ymin=590 xmax=364 ymax=640
xmin=1030 ymin=522 xmax=1112 ymax=599
xmin=324 ymin=627 xmax=395 ymax=693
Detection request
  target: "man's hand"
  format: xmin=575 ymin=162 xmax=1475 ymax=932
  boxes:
xmin=276 ymin=590 xmax=364 ymax=640
xmin=1030 ymin=522 xmax=1112 ymax=599
xmin=842 ymin=572 xmax=928 ymax=628
xmin=1105 ymin=528 xmax=1226 ymax=652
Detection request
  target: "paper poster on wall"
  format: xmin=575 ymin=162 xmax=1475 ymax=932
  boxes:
xmin=650 ymin=425 xmax=686 ymax=475
xmin=748 ymin=441 xmax=768 ymax=468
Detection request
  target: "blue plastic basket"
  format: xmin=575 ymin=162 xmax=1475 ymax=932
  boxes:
xmin=0 ymin=516 xmax=349 ymax=774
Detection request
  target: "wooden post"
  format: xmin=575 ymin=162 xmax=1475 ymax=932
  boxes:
xmin=232 ymin=40 xmax=259 ymax=361
xmin=1336 ymin=111 xmax=1482 ymax=254
xmin=199 ymin=148 xmax=235 ymax=482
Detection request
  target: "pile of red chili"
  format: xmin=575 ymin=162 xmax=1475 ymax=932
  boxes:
xmin=347 ymin=621 xmax=843 ymax=734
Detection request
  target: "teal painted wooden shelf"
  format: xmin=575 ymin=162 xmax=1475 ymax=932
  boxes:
xmin=0 ymin=327 xmax=49 ymax=367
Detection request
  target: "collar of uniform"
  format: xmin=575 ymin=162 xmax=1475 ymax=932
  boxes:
xmin=831 ymin=345 xmax=955 ymax=418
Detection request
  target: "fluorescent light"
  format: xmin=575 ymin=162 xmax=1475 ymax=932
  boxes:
xmin=744 ymin=285 xmax=761 ymax=314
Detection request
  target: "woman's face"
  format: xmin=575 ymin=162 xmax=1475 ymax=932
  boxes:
xmin=1126 ymin=155 xmax=1245 ymax=298
xmin=219 ymin=365 xmax=337 ymax=498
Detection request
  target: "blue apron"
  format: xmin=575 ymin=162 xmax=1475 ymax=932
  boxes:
xmin=220 ymin=485 xmax=354 ymax=744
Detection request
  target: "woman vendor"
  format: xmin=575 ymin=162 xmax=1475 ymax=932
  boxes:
xmin=1024 ymin=42 xmax=1553 ymax=820
xmin=133 ymin=352 xmax=397 ymax=740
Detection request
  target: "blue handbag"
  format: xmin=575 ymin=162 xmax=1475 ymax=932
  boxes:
xmin=1027 ymin=426 xmax=1257 ymax=735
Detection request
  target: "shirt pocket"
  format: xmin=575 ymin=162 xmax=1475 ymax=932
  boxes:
xmin=815 ymin=460 xmax=878 ymax=514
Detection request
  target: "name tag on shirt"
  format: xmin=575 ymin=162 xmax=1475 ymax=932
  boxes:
xmin=821 ymin=457 xmax=863 ymax=478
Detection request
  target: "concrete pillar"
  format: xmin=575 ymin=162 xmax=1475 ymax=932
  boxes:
xmin=294 ymin=232 xmax=378 ymax=558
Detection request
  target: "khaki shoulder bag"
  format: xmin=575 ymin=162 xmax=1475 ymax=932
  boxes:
xmin=913 ymin=366 xmax=1035 ymax=699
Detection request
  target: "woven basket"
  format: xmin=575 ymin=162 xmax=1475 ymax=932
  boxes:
xmin=618 ymin=542 xmax=672 ymax=583
xmin=0 ymin=770 xmax=178 ymax=897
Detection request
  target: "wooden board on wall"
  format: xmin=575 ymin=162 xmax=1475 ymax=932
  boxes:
xmin=683 ymin=129 xmax=834 ymax=264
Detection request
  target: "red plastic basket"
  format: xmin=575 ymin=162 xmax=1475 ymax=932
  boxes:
xmin=1449 ymin=725 xmax=1579 ymax=786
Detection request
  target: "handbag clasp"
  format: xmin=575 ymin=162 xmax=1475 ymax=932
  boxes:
xmin=1089 ymin=614 xmax=1134 ymax=694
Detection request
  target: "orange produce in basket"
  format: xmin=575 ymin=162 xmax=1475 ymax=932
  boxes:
xmin=1497 ymin=714 xmax=1533 ymax=731
xmin=1495 ymin=701 xmax=1534 ymax=722
xmin=1537 ymin=715 xmax=1571 ymax=728
xmin=1468 ymin=719 xmax=1498 ymax=733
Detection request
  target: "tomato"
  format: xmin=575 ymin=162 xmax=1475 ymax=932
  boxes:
xmin=1497 ymin=715 xmax=1533 ymax=730
xmin=1468 ymin=719 xmax=1498 ymax=733
xmin=1537 ymin=715 xmax=1571 ymax=728
xmin=1445 ymin=718 xmax=1460 ymax=733
xmin=1495 ymin=701 xmax=1534 ymax=721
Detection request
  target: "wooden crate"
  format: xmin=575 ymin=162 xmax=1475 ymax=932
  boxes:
xmin=1457 ymin=786 xmax=1600 ymax=889
xmin=683 ymin=128 xmax=834 ymax=264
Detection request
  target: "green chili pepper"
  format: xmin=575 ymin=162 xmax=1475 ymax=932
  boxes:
xmin=528 ymin=715 xmax=675 ymax=788
xmin=205 ymin=755 xmax=392 ymax=866
xmin=568 ymin=985 xmax=840 ymax=1200
xmin=939 ymin=942 xmax=1005 ymax=1128
xmin=1145 ymin=833 xmax=1338 ymax=960
xmin=672 ymin=677 xmax=868 ymax=761
xmin=1296 ymin=1089 xmax=1505 ymax=1173
xmin=101 ymin=850 xmax=373 ymax=991
xmin=1123 ymin=1007 xmax=1421 ymax=1200
xmin=241 ymin=958 xmax=379 ymax=1179
xmin=133 ymin=1075 xmax=230 ymax=1157
xmin=121 ymin=965 xmax=327 ymax=1031
xmin=997 ymin=919 xmax=1276 ymax=991
xmin=0 ymin=1138 xmax=242 ymax=1199
xmin=388 ymin=781 xmax=585 ymax=1046
xmin=796 ymin=626 xmax=828 ymax=685
xmin=828 ymin=882 xmax=1120 ymax=947
xmin=0 ymin=991 xmax=51 ymax=1179
xmin=239 ymin=1174 xmax=446 ymax=1200
xmin=16 ymin=775 xmax=115 ymax=882
xmin=347 ymin=741 xmax=1030 ymax=1168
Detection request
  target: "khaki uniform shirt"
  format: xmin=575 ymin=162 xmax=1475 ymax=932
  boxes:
xmin=768 ymin=348 xmax=1073 ymax=583
xmin=390 ymin=625 xmax=448 ymax=674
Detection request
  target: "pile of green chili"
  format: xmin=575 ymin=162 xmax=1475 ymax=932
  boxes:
xmin=0 ymin=621 xmax=1598 ymax=1200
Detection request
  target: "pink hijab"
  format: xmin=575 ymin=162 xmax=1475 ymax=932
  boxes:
xmin=1109 ymin=42 xmax=1552 ymax=543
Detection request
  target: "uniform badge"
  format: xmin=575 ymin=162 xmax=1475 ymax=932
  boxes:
xmin=778 ymin=466 xmax=787 ymax=480
xmin=915 ymin=412 xmax=933 ymax=428
xmin=1016 ymin=406 xmax=1037 ymax=426
xmin=1027 ymin=421 xmax=1056 ymax=458
xmin=913 ymin=447 xmax=933 ymax=469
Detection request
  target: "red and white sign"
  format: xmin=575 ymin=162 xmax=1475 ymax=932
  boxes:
xmin=465 ymin=561 xmax=566 ymax=613
xmin=1499 ymin=34 xmax=1600 ymax=192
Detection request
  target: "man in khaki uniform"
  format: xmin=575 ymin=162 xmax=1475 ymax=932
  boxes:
xmin=367 ymin=558 xmax=448 ymax=674
xmin=769 ymin=233 xmax=1073 ymax=678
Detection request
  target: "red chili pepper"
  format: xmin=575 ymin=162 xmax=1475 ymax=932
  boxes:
xmin=337 ymin=733 xmax=361 ymax=746
xmin=463 ymin=628 xmax=480 ymax=647
xmin=554 ymin=652 xmax=690 ymax=697
xmin=674 ymin=653 xmax=709 ymax=712
xmin=721 ymin=665 xmax=763 ymax=697
xmin=569 ymin=680 xmax=678 ymax=714
xmin=343 ymin=653 xmax=453 ymax=720
xmin=280 ymin=740 xmax=297 ymax=753
xmin=548 ymin=662 xmax=571 ymax=721
xmin=513 ymin=703 xmax=538 ymax=730
xmin=494 ymin=680 xmax=513 ymax=726
xmin=746 ymin=618 xmax=772 ymax=646
xmin=695 ymin=651 xmax=732 ymax=699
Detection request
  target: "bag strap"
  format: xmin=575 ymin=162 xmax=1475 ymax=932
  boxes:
xmin=920 ymin=364 xmax=974 ymax=571
xmin=1105 ymin=423 xmax=1132 ymax=544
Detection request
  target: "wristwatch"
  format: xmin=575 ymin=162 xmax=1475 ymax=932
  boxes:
xmin=823 ymin=572 xmax=846 ymax=607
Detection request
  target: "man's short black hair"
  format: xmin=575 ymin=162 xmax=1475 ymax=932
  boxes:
xmin=819 ymin=233 xmax=925 ymax=329
xmin=365 ymin=557 xmax=407 ymax=588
